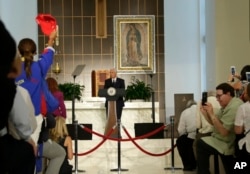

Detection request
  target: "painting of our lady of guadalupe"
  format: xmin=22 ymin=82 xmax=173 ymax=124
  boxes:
xmin=121 ymin=23 xmax=148 ymax=67
xmin=114 ymin=15 xmax=155 ymax=74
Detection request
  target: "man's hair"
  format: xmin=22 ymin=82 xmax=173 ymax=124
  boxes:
xmin=240 ymin=65 xmax=250 ymax=81
xmin=110 ymin=68 xmax=117 ymax=72
xmin=216 ymin=83 xmax=235 ymax=97
xmin=186 ymin=99 xmax=196 ymax=109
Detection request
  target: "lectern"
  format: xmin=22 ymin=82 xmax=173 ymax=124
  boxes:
xmin=98 ymin=87 xmax=125 ymax=137
xmin=98 ymin=87 xmax=128 ymax=172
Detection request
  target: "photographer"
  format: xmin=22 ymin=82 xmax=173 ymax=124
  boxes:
xmin=194 ymin=90 xmax=221 ymax=159
xmin=227 ymin=65 xmax=250 ymax=100
xmin=196 ymin=83 xmax=243 ymax=174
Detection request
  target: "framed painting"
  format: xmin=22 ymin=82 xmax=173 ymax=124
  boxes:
xmin=114 ymin=15 xmax=155 ymax=74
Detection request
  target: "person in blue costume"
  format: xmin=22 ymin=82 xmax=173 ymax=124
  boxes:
xmin=15 ymin=29 xmax=65 ymax=174
xmin=15 ymin=30 xmax=57 ymax=144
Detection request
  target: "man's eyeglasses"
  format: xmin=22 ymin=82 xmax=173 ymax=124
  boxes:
xmin=216 ymin=94 xmax=224 ymax=99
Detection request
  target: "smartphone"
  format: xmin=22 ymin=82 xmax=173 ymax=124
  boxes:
xmin=202 ymin=92 xmax=207 ymax=106
xmin=231 ymin=66 xmax=236 ymax=75
xmin=246 ymin=72 xmax=250 ymax=82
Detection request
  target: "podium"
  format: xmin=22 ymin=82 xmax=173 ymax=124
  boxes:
xmin=98 ymin=87 xmax=128 ymax=172
xmin=98 ymin=87 xmax=125 ymax=137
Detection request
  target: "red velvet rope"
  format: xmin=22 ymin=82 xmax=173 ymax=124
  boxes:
xmin=75 ymin=124 xmax=175 ymax=157
xmin=75 ymin=126 xmax=115 ymax=156
xmin=123 ymin=126 xmax=175 ymax=156
xmin=81 ymin=124 xmax=167 ymax=141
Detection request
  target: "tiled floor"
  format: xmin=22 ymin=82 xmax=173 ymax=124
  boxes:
xmin=70 ymin=139 xmax=197 ymax=174
xmin=72 ymin=166 xmax=196 ymax=174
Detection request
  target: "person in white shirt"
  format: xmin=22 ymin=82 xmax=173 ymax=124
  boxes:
xmin=234 ymin=82 xmax=250 ymax=173
xmin=0 ymin=20 xmax=37 ymax=174
xmin=176 ymin=100 xmax=197 ymax=171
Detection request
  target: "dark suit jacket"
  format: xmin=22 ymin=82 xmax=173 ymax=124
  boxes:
xmin=104 ymin=77 xmax=125 ymax=119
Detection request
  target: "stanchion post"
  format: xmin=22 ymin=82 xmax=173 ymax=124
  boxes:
xmin=71 ymin=64 xmax=85 ymax=173
xmin=72 ymin=120 xmax=85 ymax=173
xmin=110 ymin=119 xmax=128 ymax=172
xmin=164 ymin=116 xmax=182 ymax=171
xmin=74 ymin=120 xmax=78 ymax=173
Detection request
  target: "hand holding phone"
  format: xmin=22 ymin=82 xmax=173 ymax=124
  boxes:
xmin=246 ymin=72 xmax=250 ymax=82
xmin=231 ymin=66 xmax=236 ymax=76
xmin=230 ymin=66 xmax=236 ymax=82
xmin=202 ymin=92 xmax=207 ymax=106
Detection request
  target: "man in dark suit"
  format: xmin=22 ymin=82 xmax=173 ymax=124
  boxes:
xmin=104 ymin=68 xmax=125 ymax=120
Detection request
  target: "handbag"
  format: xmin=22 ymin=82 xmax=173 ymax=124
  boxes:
xmin=41 ymin=79 xmax=59 ymax=113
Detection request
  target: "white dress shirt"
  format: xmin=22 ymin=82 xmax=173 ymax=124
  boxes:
xmin=235 ymin=101 xmax=250 ymax=153
xmin=178 ymin=104 xmax=197 ymax=139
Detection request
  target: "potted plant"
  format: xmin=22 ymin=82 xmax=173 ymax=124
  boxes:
xmin=125 ymin=79 xmax=153 ymax=101
xmin=58 ymin=82 xmax=85 ymax=101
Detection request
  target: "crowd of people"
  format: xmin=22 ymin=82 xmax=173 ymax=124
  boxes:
xmin=0 ymin=18 xmax=127 ymax=174
xmin=0 ymin=17 xmax=127 ymax=174
xmin=0 ymin=19 xmax=72 ymax=174
xmin=176 ymin=65 xmax=250 ymax=174
xmin=1 ymin=16 xmax=250 ymax=174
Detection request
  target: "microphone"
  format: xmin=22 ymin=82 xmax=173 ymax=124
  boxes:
xmin=55 ymin=25 xmax=59 ymax=46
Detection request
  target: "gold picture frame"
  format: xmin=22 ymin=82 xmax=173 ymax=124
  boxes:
xmin=114 ymin=15 xmax=155 ymax=74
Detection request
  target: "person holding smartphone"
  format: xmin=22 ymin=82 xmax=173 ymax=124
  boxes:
xmin=194 ymin=90 xmax=221 ymax=159
xmin=227 ymin=65 xmax=250 ymax=99
xmin=196 ymin=83 xmax=243 ymax=174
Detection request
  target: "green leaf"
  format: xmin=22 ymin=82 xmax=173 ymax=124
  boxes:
xmin=58 ymin=82 xmax=85 ymax=101
xmin=125 ymin=79 xmax=153 ymax=101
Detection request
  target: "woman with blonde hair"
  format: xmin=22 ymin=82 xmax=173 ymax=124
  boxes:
xmin=50 ymin=116 xmax=73 ymax=174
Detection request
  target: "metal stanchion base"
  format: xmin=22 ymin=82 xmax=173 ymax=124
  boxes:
xmin=72 ymin=169 xmax=85 ymax=173
xmin=164 ymin=167 xmax=183 ymax=171
xmin=110 ymin=168 xmax=129 ymax=172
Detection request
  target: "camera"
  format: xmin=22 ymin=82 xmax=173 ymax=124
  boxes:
xmin=202 ymin=92 xmax=207 ymax=106
xmin=230 ymin=66 xmax=236 ymax=75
